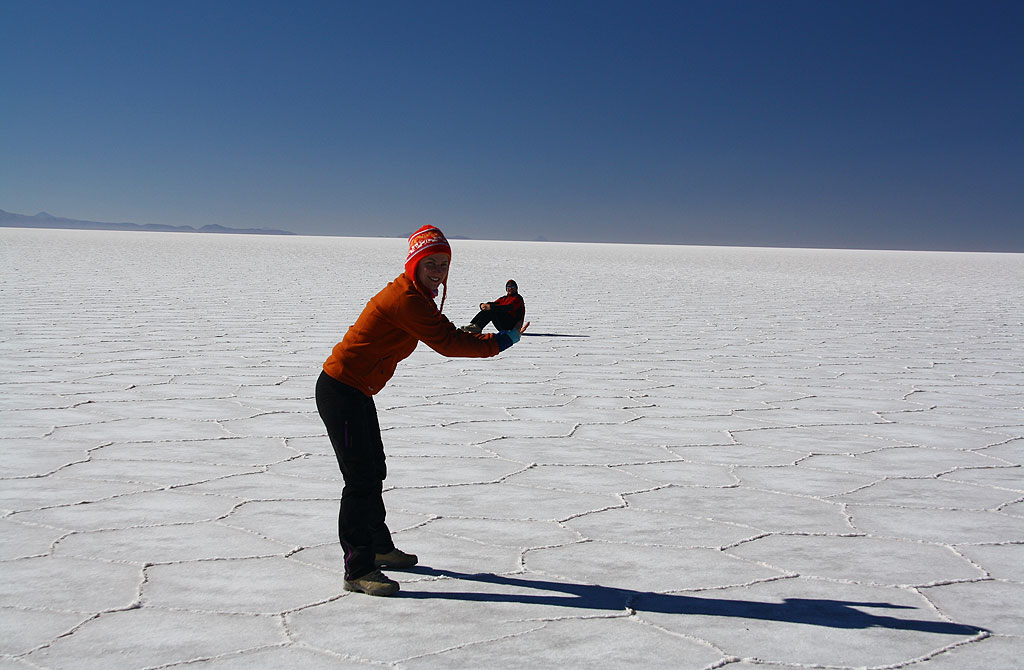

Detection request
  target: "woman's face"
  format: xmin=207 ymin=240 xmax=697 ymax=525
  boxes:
xmin=416 ymin=253 xmax=450 ymax=294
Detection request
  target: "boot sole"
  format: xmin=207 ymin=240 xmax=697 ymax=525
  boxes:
xmin=344 ymin=580 xmax=400 ymax=596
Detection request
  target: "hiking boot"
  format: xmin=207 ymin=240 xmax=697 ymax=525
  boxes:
xmin=460 ymin=323 xmax=482 ymax=334
xmin=344 ymin=570 xmax=399 ymax=596
xmin=375 ymin=548 xmax=418 ymax=569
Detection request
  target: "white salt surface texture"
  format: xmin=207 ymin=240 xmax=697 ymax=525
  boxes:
xmin=2 ymin=227 xmax=1023 ymax=669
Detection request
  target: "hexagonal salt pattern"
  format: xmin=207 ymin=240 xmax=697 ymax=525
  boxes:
xmin=2 ymin=230 xmax=1022 ymax=668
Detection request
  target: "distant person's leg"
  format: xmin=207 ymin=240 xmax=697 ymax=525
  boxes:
xmin=463 ymin=309 xmax=494 ymax=333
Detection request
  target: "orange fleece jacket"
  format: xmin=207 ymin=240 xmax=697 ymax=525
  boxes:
xmin=323 ymin=273 xmax=501 ymax=396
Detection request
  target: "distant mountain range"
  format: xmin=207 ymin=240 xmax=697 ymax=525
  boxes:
xmin=0 ymin=209 xmax=295 ymax=236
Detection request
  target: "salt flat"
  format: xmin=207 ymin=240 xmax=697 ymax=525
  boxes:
xmin=1 ymin=227 xmax=1022 ymax=669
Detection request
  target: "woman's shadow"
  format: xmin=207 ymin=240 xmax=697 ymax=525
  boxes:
xmin=400 ymin=567 xmax=984 ymax=636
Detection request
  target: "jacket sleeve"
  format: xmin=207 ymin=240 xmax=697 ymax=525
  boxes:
xmin=397 ymin=290 xmax=501 ymax=358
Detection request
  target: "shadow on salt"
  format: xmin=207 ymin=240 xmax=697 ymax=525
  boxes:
xmin=400 ymin=567 xmax=986 ymax=636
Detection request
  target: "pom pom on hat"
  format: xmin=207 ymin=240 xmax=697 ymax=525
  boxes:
xmin=405 ymin=225 xmax=451 ymax=280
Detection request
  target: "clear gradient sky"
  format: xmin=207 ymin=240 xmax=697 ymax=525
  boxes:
xmin=2 ymin=0 xmax=1022 ymax=251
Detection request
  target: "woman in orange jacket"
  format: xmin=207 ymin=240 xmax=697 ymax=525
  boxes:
xmin=316 ymin=225 xmax=528 ymax=596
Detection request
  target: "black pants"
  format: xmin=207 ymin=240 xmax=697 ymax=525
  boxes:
xmin=470 ymin=308 xmax=518 ymax=332
xmin=315 ymin=371 xmax=394 ymax=579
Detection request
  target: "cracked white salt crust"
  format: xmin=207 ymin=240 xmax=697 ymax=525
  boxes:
xmin=1 ymin=228 xmax=1022 ymax=669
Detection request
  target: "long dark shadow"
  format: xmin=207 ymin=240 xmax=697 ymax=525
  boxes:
xmin=399 ymin=568 xmax=985 ymax=637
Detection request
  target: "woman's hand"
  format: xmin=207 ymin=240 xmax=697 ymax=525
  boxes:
xmin=497 ymin=322 xmax=529 ymax=351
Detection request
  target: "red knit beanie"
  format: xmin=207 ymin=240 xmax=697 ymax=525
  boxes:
xmin=405 ymin=225 xmax=451 ymax=279
xmin=405 ymin=225 xmax=451 ymax=310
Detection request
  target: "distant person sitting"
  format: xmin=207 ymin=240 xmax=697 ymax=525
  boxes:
xmin=461 ymin=280 xmax=526 ymax=334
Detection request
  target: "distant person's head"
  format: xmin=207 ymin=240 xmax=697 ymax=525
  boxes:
xmin=506 ymin=279 xmax=518 ymax=296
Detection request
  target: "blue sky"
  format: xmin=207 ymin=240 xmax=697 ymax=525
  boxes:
xmin=2 ymin=0 xmax=1022 ymax=250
